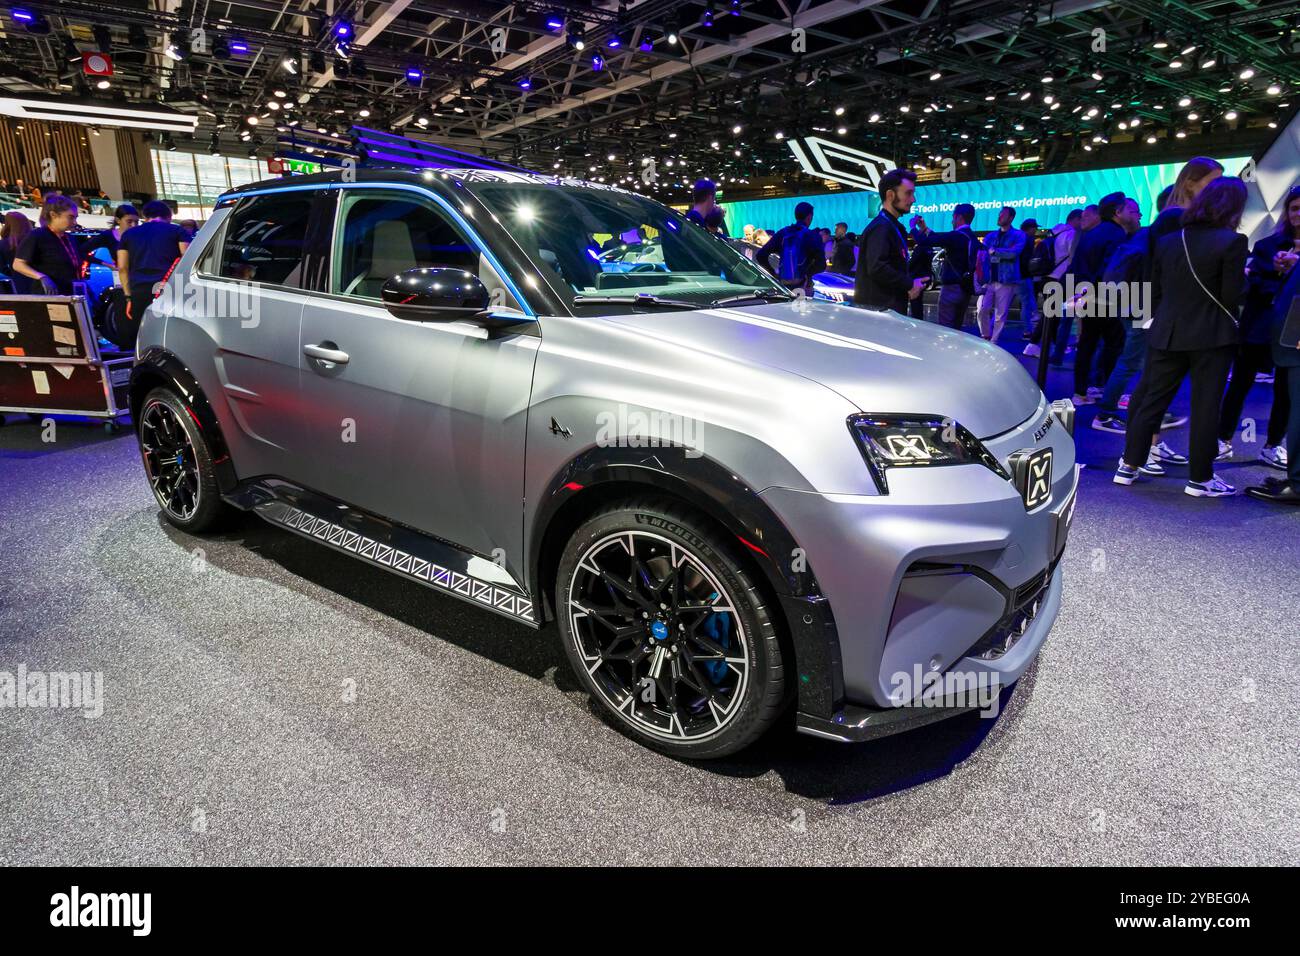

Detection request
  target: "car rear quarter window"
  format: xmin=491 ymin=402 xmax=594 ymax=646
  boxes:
xmin=218 ymin=193 xmax=313 ymax=288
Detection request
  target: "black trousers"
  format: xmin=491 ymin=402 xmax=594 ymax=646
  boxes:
xmin=1074 ymin=314 xmax=1126 ymax=396
xmin=1124 ymin=344 xmax=1235 ymax=483
xmin=1283 ymin=367 xmax=1300 ymax=486
xmin=1217 ymin=343 xmax=1289 ymax=446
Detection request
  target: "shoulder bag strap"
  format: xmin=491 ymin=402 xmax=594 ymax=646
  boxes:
xmin=1181 ymin=230 xmax=1237 ymax=327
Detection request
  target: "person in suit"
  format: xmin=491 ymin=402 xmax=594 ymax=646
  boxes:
xmin=1116 ymin=177 xmax=1249 ymax=497
xmin=854 ymin=168 xmax=925 ymax=312
xmin=1068 ymin=192 xmax=1134 ymax=405
xmin=907 ymin=215 xmax=934 ymax=320
xmin=1217 ymin=183 xmax=1299 ymax=470
xmin=914 ymin=202 xmax=980 ymax=330
xmin=1245 ymin=254 xmax=1300 ymax=503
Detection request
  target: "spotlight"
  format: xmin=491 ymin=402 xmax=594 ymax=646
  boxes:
xmin=1168 ymin=56 xmax=1183 ymax=69
xmin=127 ymin=24 xmax=147 ymax=49
xmin=166 ymin=31 xmax=188 ymax=61
xmin=665 ymin=16 xmax=679 ymax=45
xmin=309 ymin=51 xmax=326 ymax=73
xmin=702 ymin=6 xmax=715 ymax=28
xmin=518 ymin=76 xmax=532 ymax=90
xmin=95 ymin=78 xmax=110 ymax=90
xmin=544 ymin=12 xmax=564 ymax=33
xmin=1224 ymin=109 xmax=1239 ymax=120
xmin=929 ymin=71 xmax=942 ymax=81
xmin=568 ymin=24 xmax=586 ymax=50
xmin=638 ymin=34 xmax=654 ymax=53
xmin=213 ymin=37 xmax=230 ymax=58
xmin=332 ymin=20 xmax=352 ymax=40
xmin=282 ymin=56 xmax=298 ymax=74
xmin=12 ymin=8 xmax=49 ymax=33
xmin=607 ymin=28 xmax=624 ymax=49
xmin=1238 ymin=66 xmax=1255 ymax=80
xmin=1267 ymin=82 xmax=1282 ymax=95
xmin=1178 ymin=96 xmax=1192 ymax=106
xmin=1152 ymin=33 xmax=1169 ymax=50
xmin=731 ymin=0 xmax=742 ymax=13
xmin=591 ymin=53 xmax=604 ymax=71
xmin=351 ymin=57 xmax=367 ymax=78
xmin=406 ymin=66 xmax=423 ymax=84
xmin=1198 ymin=50 xmax=1217 ymax=69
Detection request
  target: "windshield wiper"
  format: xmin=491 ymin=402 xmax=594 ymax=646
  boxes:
xmin=572 ymin=293 xmax=698 ymax=310
xmin=708 ymin=289 xmax=793 ymax=307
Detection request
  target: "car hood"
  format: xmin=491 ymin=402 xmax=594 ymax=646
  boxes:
xmin=600 ymin=299 xmax=1043 ymax=438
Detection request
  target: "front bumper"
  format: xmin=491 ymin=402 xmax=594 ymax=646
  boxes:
xmin=762 ymin=399 xmax=1078 ymax=725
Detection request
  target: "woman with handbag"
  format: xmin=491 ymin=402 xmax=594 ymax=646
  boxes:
xmin=1114 ymin=177 xmax=1249 ymax=497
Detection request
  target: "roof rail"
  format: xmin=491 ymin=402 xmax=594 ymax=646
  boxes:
xmin=271 ymin=125 xmax=531 ymax=175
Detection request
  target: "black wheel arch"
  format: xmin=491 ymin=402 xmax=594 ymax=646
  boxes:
xmin=129 ymin=346 xmax=238 ymax=495
xmin=530 ymin=445 xmax=846 ymax=720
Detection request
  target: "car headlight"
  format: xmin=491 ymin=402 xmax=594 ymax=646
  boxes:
xmin=847 ymin=413 xmax=1010 ymax=493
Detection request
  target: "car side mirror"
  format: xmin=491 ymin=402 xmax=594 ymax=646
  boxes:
xmin=381 ymin=267 xmax=490 ymax=322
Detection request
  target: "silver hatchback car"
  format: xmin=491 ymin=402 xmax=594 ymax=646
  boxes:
xmin=130 ymin=166 xmax=1078 ymax=758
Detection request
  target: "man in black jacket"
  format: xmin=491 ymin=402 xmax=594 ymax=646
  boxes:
xmin=854 ymin=168 xmax=926 ymax=312
xmin=1069 ymin=191 xmax=1132 ymax=404
xmin=914 ymin=202 xmax=980 ymax=329
xmin=830 ymin=222 xmax=856 ymax=273
xmin=756 ymin=201 xmax=824 ymax=293
xmin=1246 ymin=261 xmax=1300 ymax=503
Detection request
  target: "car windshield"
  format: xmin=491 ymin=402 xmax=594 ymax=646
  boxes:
xmin=468 ymin=180 xmax=787 ymax=312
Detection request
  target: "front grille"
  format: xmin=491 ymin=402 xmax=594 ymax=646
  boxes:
xmin=964 ymin=564 xmax=1054 ymax=661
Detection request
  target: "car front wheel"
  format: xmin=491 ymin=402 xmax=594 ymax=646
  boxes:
xmin=556 ymin=499 xmax=789 ymax=758
xmin=137 ymin=387 xmax=231 ymax=533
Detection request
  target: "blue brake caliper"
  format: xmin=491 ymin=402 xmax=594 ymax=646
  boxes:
xmin=699 ymin=591 xmax=731 ymax=684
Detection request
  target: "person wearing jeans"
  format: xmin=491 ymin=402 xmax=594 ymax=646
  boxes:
xmin=978 ymin=206 xmax=1025 ymax=343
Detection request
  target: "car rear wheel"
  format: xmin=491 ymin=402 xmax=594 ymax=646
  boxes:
xmin=556 ymin=499 xmax=789 ymax=758
xmin=137 ymin=387 xmax=232 ymax=533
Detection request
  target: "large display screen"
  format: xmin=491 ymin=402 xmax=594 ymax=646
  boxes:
xmin=723 ymin=156 xmax=1252 ymax=238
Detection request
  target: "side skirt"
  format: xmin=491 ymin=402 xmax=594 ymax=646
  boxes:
xmin=226 ymin=478 xmax=539 ymax=628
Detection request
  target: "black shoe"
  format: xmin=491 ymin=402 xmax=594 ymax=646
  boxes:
xmin=1245 ymin=482 xmax=1300 ymax=504
xmin=1090 ymin=414 xmax=1126 ymax=434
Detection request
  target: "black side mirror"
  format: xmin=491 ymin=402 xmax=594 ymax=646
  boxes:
xmin=381 ymin=267 xmax=490 ymax=322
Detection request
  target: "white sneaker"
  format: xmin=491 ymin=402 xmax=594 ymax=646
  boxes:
xmin=1151 ymin=441 xmax=1188 ymax=465
xmin=1140 ymin=452 xmax=1166 ymax=476
xmin=1087 ymin=386 xmax=1103 ymax=398
xmin=1260 ymin=445 xmax=1288 ymax=470
xmin=1215 ymin=440 xmax=1233 ymax=461
xmin=1118 ymin=393 xmax=1131 ymax=409
xmin=1072 ymin=393 xmax=1095 ymax=406
xmin=1022 ymin=343 xmax=1042 ymax=358
xmin=1185 ymin=475 xmax=1236 ymax=497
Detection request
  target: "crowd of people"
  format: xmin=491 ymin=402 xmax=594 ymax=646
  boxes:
xmin=700 ymin=161 xmax=1299 ymax=506
xmin=0 ymin=195 xmax=194 ymax=350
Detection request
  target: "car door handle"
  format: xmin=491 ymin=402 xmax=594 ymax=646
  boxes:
xmin=303 ymin=343 xmax=350 ymax=365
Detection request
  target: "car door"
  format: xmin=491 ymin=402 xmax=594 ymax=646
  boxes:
xmin=170 ymin=191 xmax=318 ymax=482
xmin=297 ymin=185 xmax=540 ymax=577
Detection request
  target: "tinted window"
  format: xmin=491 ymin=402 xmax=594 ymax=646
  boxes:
xmin=332 ymin=192 xmax=479 ymax=299
xmin=219 ymin=193 xmax=313 ymax=287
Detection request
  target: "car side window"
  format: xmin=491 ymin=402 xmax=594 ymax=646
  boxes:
xmin=218 ymin=193 xmax=313 ymax=287
xmin=331 ymin=191 xmax=481 ymax=300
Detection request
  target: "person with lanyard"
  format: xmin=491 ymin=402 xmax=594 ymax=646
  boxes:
xmin=117 ymin=200 xmax=190 ymax=349
xmin=12 ymin=195 xmax=82 ymax=295
xmin=80 ymin=203 xmax=140 ymax=272
xmin=913 ymin=202 xmax=980 ymax=330
xmin=854 ymin=168 xmax=925 ymax=312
